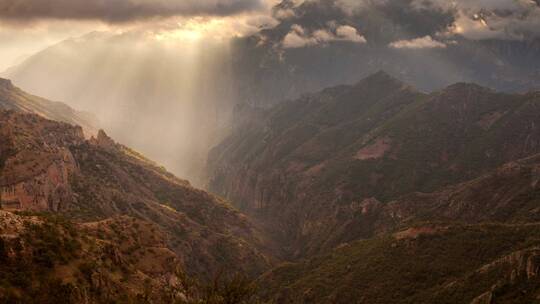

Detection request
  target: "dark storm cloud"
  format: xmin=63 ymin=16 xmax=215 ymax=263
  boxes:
xmin=269 ymin=0 xmax=454 ymax=46
xmin=404 ymin=0 xmax=540 ymax=40
xmin=270 ymin=0 xmax=540 ymax=50
xmin=0 ymin=0 xmax=263 ymax=23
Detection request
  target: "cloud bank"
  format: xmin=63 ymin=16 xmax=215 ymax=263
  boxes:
xmin=277 ymin=0 xmax=540 ymax=42
xmin=411 ymin=0 xmax=540 ymax=40
xmin=0 ymin=0 xmax=264 ymax=23
xmin=282 ymin=23 xmax=366 ymax=48
xmin=389 ymin=35 xmax=446 ymax=49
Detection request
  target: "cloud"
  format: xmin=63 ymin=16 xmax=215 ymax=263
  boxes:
xmin=274 ymin=8 xmax=296 ymax=19
xmin=278 ymin=0 xmax=540 ymax=41
xmin=335 ymin=0 xmax=386 ymax=13
xmin=389 ymin=35 xmax=446 ymax=49
xmin=412 ymin=0 xmax=540 ymax=40
xmin=282 ymin=23 xmax=366 ymax=48
xmin=336 ymin=25 xmax=366 ymax=43
xmin=282 ymin=24 xmax=313 ymax=48
xmin=0 ymin=0 xmax=265 ymax=23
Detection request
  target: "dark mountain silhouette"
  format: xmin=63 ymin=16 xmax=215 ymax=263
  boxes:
xmin=208 ymin=71 xmax=540 ymax=258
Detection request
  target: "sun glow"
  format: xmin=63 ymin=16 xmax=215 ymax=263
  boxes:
xmin=152 ymin=15 xmax=269 ymax=43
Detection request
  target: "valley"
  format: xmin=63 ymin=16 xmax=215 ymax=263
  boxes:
xmin=2 ymin=1 xmax=540 ymax=301
xmin=2 ymin=70 xmax=540 ymax=302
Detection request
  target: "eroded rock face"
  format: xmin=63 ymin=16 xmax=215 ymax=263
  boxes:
xmin=355 ymin=137 xmax=392 ymax=160
xmin=91 ymin=129 xmax=117 ymax=151
xmin=0 ymin=111 xmax=83 ymax=211
xmin=0 ymin=155 xmax=76 ymax=211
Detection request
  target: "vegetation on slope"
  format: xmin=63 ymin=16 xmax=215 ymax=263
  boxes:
xmin=260 ymin=223 xmax=540 ymax=304
xmin=0 ymin=211 xmax=268 ymax=304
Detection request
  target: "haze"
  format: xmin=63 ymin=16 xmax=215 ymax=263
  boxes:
xmin=2 ymin=0 xmax=540 ymax=185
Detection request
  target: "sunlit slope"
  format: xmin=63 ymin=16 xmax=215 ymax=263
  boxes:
xmin=0 ymin=110 xmax=272 ymax=280
xmin=0 ymin=78 xmax=97 ymax=136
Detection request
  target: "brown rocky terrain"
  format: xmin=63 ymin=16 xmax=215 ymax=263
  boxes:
xmin=313 ymin=152 xmax=540 ymax=245
xmin=259 ymin=223 xmax=540 ymax=304
xmin=0 ymin=110 xmax=272 ymax=286
xmin=0 ymin=211 xmax=189 ymax=303
xmin=255 ymin=153 xmax=540 ymax=303
xmin=2 ymin=70 xmax=540 ymax=302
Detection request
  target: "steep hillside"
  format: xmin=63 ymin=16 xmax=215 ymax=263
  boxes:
xmin=208 ymin=72 xmax=540 ymax=257
xmin=0 ymin=110 xmax=272 ymax=281
xmin=6 ymin=0 xmax=540 ymax=184
xmin=260 ymin=223 xmax=540 ymax=304
xmin=258 ymin=153 xmax=540 ymax=303
xmin=385 ymin=153 xmax=540 ymax=226
xmin=0 ymin=78 xmax=97 ymax=137
xmin=0 ymin=211 xmax=188 ymax=303
xmin=2 ymin=34 xmax=235 ymax=185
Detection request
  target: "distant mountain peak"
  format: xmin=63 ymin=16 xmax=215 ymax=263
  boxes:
xmin=442 ymin=82 xmax=494 ymax=94
xmin=360 ymin=71 xmax=404 ymax=85
xmin=352 ymin=70 xmax=414 ymax=93
xmin=369 ymin=70 xmax=394 ymax=80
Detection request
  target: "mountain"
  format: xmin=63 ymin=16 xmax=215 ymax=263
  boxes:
xmin=3 ymin=73 xmax=540 ymax=302
xmin=0 ymin=78 xmax=98 ymax=137
xmin=0 ymin=109 xmax=273 ymax=302
xmin=5 ymin=1 xmax=540 ymax=184
xmin=230 ymin=0 xmax=540 ymax=107
xmin=261 ymin=224 xmax=540 ymax=303
xmin=207 ymin=71 xmax=540 ymax=258
xmin=1 ymin=33 xmax=236 ymax=185
xmin=258 ymin=153 xmax=540 ymax=303
xmin=0 ymin=211 xmax=187 ymax=303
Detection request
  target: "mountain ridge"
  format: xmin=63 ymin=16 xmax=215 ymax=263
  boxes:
xmin=207 ymin=71 xmax=540 ymax=258
xmin=0 ymin=77 xmax=98 ymax=137
xmin=0 ymin=109 xmax=274 ymax=287
xmin=257 ymin=152 xmax=540 ymax=303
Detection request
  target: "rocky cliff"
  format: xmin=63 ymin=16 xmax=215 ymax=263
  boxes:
xmin=0 ymin=110 xmax=272 ymax=287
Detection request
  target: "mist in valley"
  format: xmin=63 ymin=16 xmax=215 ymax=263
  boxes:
xmin=3 ymin=1 xmax=540 ymax=303
xmin=3 ymin=0 xmax=540 ymax=187
xmin=3 ymin=29 xmax=244 ymax=186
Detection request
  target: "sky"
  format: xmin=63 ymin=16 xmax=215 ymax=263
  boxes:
xmin=0 ymin=0 xmax=281 ymax=71
xmin=2 ymin=0 xmax=540 ymax=70
xmin=1 ymin=0 xmax=540 ymax=184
